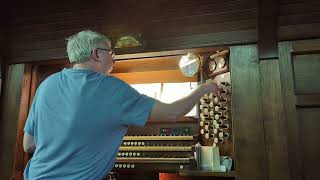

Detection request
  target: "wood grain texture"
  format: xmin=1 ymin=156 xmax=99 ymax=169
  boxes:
xmin=279 ymin=23 xmax=320 ymax=41
xmin=0 ymin=64 xmax=25 ymax=180
xmin=296 ymin=94 xmax=320 ymax=106
xmin=278 ymin=0 xmax=320 ymax=40
xmin=293 ymin=54 xmax=320 ymax=94
xmin=259 ymin=59 xmax=290 ymax=180
xmin=4 ymin=0 xmax=320 ymax=64
xmin=278 ymin=41 xmax=303 ymax=180
xmin=11 ymin=65 xmax=32 ymax=180
xmin=258 ymin=0 xmax=279 ymax=59
xmin=230 ymin=45 xmax=268 ymax=180
xmin=297 ymin=108 xmax=320 ymax=180
xmin=292 ymin=39 xmax=320 ymax=53
xmin=113 ymin=55 xmax=183 ymax=73
xmin=8 ymin=0 xmax=258 ymax=63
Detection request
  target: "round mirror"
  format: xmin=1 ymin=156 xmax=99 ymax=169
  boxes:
xmin=179 ymin=52 xmax=201 ymax=77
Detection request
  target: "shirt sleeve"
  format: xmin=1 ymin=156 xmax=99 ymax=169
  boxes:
xmin=24 ymin=99 xmax=37 ymax=136
xmin=119 ymin=82 xmax=155 ymax=127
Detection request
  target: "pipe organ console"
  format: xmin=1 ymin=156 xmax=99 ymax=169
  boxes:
xmin=111 ymin=49 xmax=234 ymax=178
xmin=198 ymin=50 xmax=233 ymax=171
xmin=12 ymin=48 xmax=234 ymax=180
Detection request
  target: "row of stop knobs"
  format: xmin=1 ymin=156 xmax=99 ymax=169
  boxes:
xmin=117 ymin=152 xmax=142 ymax=157
xmin=114 ymin=163 xmax=135 ymax=169
xmin=199 ymin=89 xmax=231 ymax=145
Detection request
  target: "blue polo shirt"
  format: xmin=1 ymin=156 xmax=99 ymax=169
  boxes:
xmin=23 ymin=68 xmax=155 ymax=180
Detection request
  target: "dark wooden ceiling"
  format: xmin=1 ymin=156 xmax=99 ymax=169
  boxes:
xmin=4 ymin=0 xmax=320 ymax=63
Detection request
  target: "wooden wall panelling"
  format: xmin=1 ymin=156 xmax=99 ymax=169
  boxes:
xmin=278 ymin=41 xmax=303 ymax=180
xmin=296 ymin=108 xmax=320 ymax=180
xmin=259 ymin=59 xmax=290 ymax=180
xmin=22 ymin=66 xmax=40 ymax=166
xmin=9 ymin=0 xmax=258 ymax=64
xmin=292 ymin=39 xmax=320 ymax=53
xmin=0 ymin=63 xmax=3 ymax=95
xmin=230 ymin=45 xmax=268 ymax=180
xmin=0 ymin=64 xmax=25 ymax=180
xmin=102 ymin=55 xmax=182 ymax=73
xmin=10 ymin=29 xmax=258 ymax=63
xmin=36 ymin=65 xmax=65 ymax=84
xmin=7 ymin=0 xmax=320 ymax=63
xmin=278 ymin=0 xmax=320 ymax=40
xmin=257 ymin=0 xmax=279 ymax=59
xmin=292 ymin=54 xmax=320 ymax=94
xmin=296 ymin=94 xmax=320 ymax=107
xmin=0 ymin=0 xmax=10 ymax=99
xmin=291 ymin=39 xmax=320 ymax=180
xmin=11 ymin=64 xmax=32 ymax=180
xmin=291 ymin=41 xmax=320 ymax=106
xmin=0 ymin=63 xmax=2 ymax=96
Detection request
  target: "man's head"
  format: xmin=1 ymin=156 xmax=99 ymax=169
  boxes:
xmin=67 ymin=30 xmax=115 ymax=74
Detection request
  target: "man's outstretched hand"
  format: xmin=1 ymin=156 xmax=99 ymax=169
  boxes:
xmin=200 ymin=80 xmax=221 ymax=94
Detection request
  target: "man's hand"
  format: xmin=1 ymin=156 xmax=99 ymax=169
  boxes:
xmin=149 ymin=79 xmax=222 ymax=122
xmin=200 ymin=80 xmax=221 ymax=94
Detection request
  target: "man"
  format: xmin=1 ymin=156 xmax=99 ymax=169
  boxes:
xmin=23 ymin=30 xmax=220 ymax=179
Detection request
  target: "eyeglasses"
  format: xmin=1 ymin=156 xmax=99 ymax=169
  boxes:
xmin=96 ymin=48 xmax=115 ymax=58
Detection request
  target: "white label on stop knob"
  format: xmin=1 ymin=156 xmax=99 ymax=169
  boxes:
xmin=219 ymin=132 xmax=224 ymax=138
xmin=215 ymin=124 xmax=220 ymax=129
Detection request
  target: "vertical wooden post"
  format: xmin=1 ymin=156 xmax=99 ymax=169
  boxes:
xmin=230 ymin=45 xmax=268 ymax=180
xmin=11 ymin=64 xmax=32 ymax=180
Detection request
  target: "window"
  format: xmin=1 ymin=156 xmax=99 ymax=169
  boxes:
xmin=131 ymin=82 xmax=198 ymax=117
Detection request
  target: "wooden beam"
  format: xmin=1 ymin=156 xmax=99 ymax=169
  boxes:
xmin=0 ymin=64 xmax=25 ymax=180
xmin=230 ymin=45 xmax=268 ymax=180
xmin=278 ymin=41 xmax=303 ymax=180
xmin=258 ymin=0 xmax=279 ymax=60
xmin=12 ymin=64 xmax=32 ymax=180
xmin=259 ymin=59 xmax=291 ymax=180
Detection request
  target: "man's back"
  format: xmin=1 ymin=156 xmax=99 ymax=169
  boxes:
xmin=23 ymin=68 xmax=154 ymax=180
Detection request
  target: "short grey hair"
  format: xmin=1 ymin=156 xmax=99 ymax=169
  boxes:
xmin=66 ymin=30 xmax=110 ymax=64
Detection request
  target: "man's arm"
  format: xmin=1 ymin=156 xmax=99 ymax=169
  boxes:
xmin=23 ymin=132 xmax=36 ymax=154
xmin=149 ymin=81 xmax=220 ymax=122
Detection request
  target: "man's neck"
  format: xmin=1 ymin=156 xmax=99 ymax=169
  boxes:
xmin=73 ymin=63 xmax=97 ymax=72
xmin=72 ymin=63 xmax=110 ymax=76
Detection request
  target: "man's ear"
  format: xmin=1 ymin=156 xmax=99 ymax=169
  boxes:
xmin=91 ymin=48 xmax=100 ymax=62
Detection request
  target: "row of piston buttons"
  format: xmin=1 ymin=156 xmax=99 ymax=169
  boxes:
xmin=200 ymin=93 xmax=229 ymax=104
xmin=114 ymin=164 xmax=135 ymax=169
xmin=200 ymin=104 xmax=228 ymax=112
xmin=200 ymin=129 xmax=230 ymax=139
xmin=200 ymin=120 xmax=229 ymax=129
xmin=117 ymin=152 xmax=141 ymax=157
xmin=123 ymin=142 xmax=145 ymax=146
xmin=125 ymin=134 xmax=190 ymax=137
xmin=200 ymin=113 xmax=229 ymax=120
xmin=201 ymin=89 xmax=229 ymax=100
